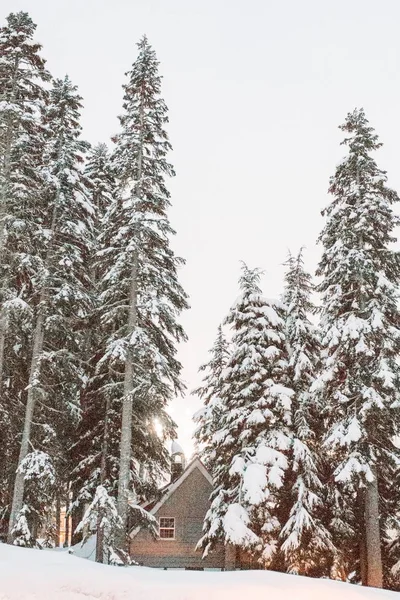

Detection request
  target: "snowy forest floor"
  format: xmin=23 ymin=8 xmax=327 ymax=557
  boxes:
xmin=0 ymin=543 xmax=398 ymax=600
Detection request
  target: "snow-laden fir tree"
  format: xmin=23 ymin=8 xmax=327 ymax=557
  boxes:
xmin=98 ymin=35 xmax=188 ymax=549
xmin=11 ymin=450 xmax=56 ymax=546
xmin=280 ymin=249 xmax=333 ymax=574
xmin=0 ymin=10 xmax=50 ymax=271
xmin=7 ymin=76 xmax=94 ymax=544
xmin=313 ymin=108 xmax=400 ymax=588
xmin=0 ymin=12 xmax=51 ymax=521
xmin=193 ymin=325 xmax=230 ymax=471
xmin=68 ymin=142 xmax=116 ymax=558
xmin=0 ymin=11 xmax=50 ymax=368
xmin=75 ymin=485 xmax=122 ymax=563
xmin=198 ymin=263 xmax=294 ymax=565
xmin=84 ymin=144 xmax=115 ymax=216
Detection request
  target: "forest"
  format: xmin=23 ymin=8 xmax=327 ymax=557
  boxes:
xmin=1 ymin=8 xmax=400 ymax=593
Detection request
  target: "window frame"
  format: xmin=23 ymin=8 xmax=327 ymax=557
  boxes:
xmin=159 ymin=517 xmax=176 ymax=540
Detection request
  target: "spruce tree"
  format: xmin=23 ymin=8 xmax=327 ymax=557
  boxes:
xmin=193 ymin=325 xmax=230 ymax=471
xmin=0 ymin=13 xmax=51 ymax=521
xmin=199 ymin=263 xmax=293 ymax=565
xmin=0 ymin=11 xmax=50 ymax=262
xmin=314 ymin=108 xmax=400 ymax=588
xmin=0 ymin=10 xmax=50 ymax=360
xmin=7 ymin=76 xmax=94 ymax=543
xmin=68 ymin=142 xmax=116 ymax=557
xmin=280 ymin=249 xmax=333 ymax=574
xmin=99 ymin=36 xmax=188 ymax=549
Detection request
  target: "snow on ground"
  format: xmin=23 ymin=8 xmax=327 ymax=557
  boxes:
xmin=68 ymin=534 xmax=97 ymax=561
xmin=0 ymin=542 xmax=398 ymax=600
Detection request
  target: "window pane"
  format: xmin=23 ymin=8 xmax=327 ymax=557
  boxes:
xmin=160 ymin=528 xmax=174 ymax=539
xmin=160 ymin=518 xmax=174 ymax=528
xmin=159 ymin=517 xmax=175 ymax=539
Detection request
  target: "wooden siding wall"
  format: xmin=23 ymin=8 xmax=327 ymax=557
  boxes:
xmin=130 ymin=466 xmax=226 ymax=569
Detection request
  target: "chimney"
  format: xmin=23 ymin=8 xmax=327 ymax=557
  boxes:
xmin=171 ymin=440 xmax=186 ymax=483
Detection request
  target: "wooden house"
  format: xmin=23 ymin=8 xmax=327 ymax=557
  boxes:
xmin=129 ymin=445 xmax=237 ymax=570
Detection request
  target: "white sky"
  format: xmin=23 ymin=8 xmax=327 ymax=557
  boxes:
xmin=3 ymin=0 xmax=400 ymax=458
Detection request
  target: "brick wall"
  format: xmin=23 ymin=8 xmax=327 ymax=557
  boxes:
xmin=129 ymin=465 xmax=226 ymax=569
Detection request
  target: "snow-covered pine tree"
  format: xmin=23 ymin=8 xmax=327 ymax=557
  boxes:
xmin=7 ymin=76 xmax=94 ymax=544
xmin=193 ymin=325 xmax=230 ymax=471
xmin=0 ymin=12 xmax=51 ymax=523
xmin=75 ymin=484 xmax=121 ymax=563
xmin=313 ymin=108 xmax=400 ymax=588
xmin=98 ymin=35 xmax=188 ymax=549
xmin=198 ymin=263 xmax=294 ymax=566
xmin=0 ymin=10 xmax=50 ymax=274
xmin=68 ymin=142 xmax=116 ymax=558
xmin=280 ymin=249 xmax=333 ymax=574
xmin=12 ymin=450 xmax=56 ymax=546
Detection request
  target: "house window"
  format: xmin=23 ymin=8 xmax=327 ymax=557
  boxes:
xmin=159 ymin=517 xmax=175 ymax=539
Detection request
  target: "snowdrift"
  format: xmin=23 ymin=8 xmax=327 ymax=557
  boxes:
xmin=0 ymin=542 xmax=397 ymax=600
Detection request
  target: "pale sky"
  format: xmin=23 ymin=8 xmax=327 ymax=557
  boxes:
xmin=3 ymin=0 xmax=400 ymax=457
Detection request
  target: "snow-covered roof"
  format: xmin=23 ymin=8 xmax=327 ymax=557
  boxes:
xmin=171 ymin=439 xmax=184 ymax=455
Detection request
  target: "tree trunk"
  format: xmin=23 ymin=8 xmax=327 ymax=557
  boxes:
xmin=55 ymin=491 xmax=61 ymax=548
xmin=116 ymin=251 xmax=138 ymax=550
xmin=96 ymin=396 xmax=111 ymax=563
xmin=360 ymin=534 xmax=368 ymax=586
xmin=7 ymin=304 xmax=45 ymax=542
xmin=95 ymin=507 xmax=105 ymax=563
xmin=64 ymin=497 xmax=70 ymax=548
xmin=356 ymin=486 xmax=368 ymax=585
xmin=71 ymin=509 xmax=81 ymax=546
xmin=365 ymin=466 xmax=383 ymax=588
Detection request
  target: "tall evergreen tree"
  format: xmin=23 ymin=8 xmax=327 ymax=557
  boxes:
xmin=198 ymin=264 xmax=293 ymax=565
xmin=280 ymin=249 xmax=333 ymax=574
xmin=193 ymin=325 xmax=230 ymax=471
xmin=68 ymin=142 xmax=116 ymax=559
xmin=0 ymin=10 xmax=50 ymax=263
xmin=100 ymin=35 xmax=188 ymax=549
xmin=313 ymin=108 xmax=400 ymax=588
xmin=0 ymin=13 xmax=51 ymax=524
xmin=7 ymin=76 xmax=94 ymax=543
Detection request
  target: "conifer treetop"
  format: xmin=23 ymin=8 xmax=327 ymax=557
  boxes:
xmin=0 ymin=11 xmax=50 ymax=89
xmin=113 ymin=35 xmax=174 ymax=207
xmin=315 ymin=108 xmax=400 ymax=483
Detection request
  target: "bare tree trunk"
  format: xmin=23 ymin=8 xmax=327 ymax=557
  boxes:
xmin=96 ymin=396 xmax=111 ymax=563
xmin=71 ymin=509 xmax=81 ymax=546
xmin=360 ymin=535 xmax=368 ymax=586
xmin=365 ymin=465 xmax=382 ymax=588
xmin=55 ymin=491 xmax=61 ymax=547
xmin=116 ymin=252 xmax=138 ymax=550
xmin=7 ymin=303 xmax=45 ymax=541
xmin=358 ymin=488 xmax=368 ymax=586
xmin=64 ymin=496 xmax=70 ymax=548
xmin=95 ymin=509 xmax=104 ymax=563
